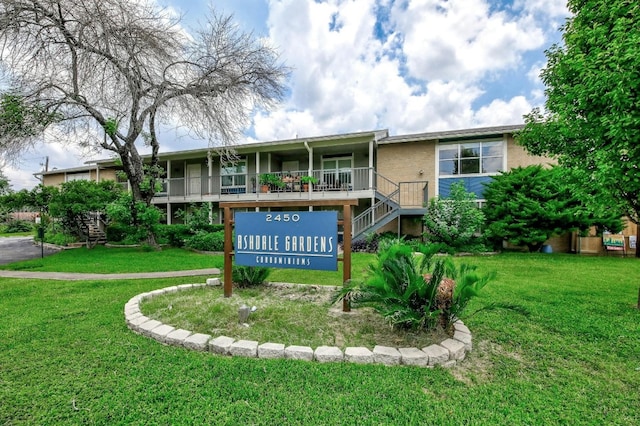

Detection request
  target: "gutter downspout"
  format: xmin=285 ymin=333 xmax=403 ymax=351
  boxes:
xmin=304 ymin=141 xmax=313 ymax=210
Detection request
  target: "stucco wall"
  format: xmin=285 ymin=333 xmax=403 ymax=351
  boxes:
xmin=42 ymin=174 xmax=65 ymax=187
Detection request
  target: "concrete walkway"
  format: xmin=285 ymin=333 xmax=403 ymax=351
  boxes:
xmin=0 ymin=268 xmax=220 ymax=280
xmin=0 ymin=236 xmax=220 ymax=280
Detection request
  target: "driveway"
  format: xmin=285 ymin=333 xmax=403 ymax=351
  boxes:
xmin=0 ymin=236 xmax=60 ymax=266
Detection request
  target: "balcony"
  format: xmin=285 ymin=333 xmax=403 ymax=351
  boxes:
xmin=153 ymin=167 xmax=376 ymax=203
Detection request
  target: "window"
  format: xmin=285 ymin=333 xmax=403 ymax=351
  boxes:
xmin=66 ymin=172 xmax=90 ymax=182
xmin=438 ymin=141 xmax=503 ymax=176
xmin=438 ymin=140 xmax=504 ymax=198
xmin=322 ymin=156 xmax=352 ymax=189
xmin=221 ymin=159 xmax=246 ymax=193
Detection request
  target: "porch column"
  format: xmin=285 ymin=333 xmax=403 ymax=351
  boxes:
xmin=208 ymin=152 xmax=213 ymax=195
xmin=306 ymin=141 xmax=314 ymax=206
xmin=167 ymin=203 xmax=172 ymax=225
xmin=166 ymin=160 xmax=172 ymax=200
xmin=256 ymin=151 xmax=260 ymax=197
xmin=369 ymin=139 xmax=375 ymax=222
xmin=369 ymin=140 xmax=374 ymax=190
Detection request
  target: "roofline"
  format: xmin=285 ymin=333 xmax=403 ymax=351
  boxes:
xmin=35 ymin=164 xmax=105 ymax=177
xmin=94 ymin=129 xmax=389 ymax=165
xmin=378 ymin=124 xmax=525 ymax=144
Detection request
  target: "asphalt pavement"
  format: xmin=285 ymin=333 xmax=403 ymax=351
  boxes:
xmin=0 ymin=236 xmax=60 ymax=266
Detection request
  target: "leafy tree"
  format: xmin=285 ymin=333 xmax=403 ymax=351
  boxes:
xmin=48 ymin=180 xmax=122 ymax=236
xmin=423 ymin=182 xmax=486 ymax=251
xmin=517 ymin=0 xmax=640 ymax=255
xmin=483 ymin=166 xmax=623 ymax=252
xmin=0 ymin=184 xmax=58 ymax=214
xmin=0 ymin=0 xmax=287 ymax=245
xmin=0 ymin=93 xmax=60 ymax=162
xmin=0 ymin=168 xmax=11 ymax=196
xmin=106 ymin=193 xmax=163 ymax=246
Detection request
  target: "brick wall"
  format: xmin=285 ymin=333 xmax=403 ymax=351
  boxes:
xmin=506 ymin=136 xmax=556 ymax=168
xmin=377 ymin=141 xmax=436 ymax=199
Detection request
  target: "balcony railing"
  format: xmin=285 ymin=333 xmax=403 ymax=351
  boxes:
xmin=155 ymin=167 xmax=377 ymax=200
xmin=151 ymin=168 xmax=428 ymax=214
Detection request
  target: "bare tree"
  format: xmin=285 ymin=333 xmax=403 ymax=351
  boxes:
xmin=0 ymin=0 xmax=287 ymax=210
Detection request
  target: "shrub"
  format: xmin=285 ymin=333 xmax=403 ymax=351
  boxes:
xmin=105 ymin=224 xmax=134 ymax=243
xmin=174 ymin=203 xmax=216 ymax=231
xmin=352 ymin=233 xmax=380 ymax=253
xmin=423 ymin=182 xmax=486 ymax=252
xmin=351 ymin=231 xmax=399 ymax=253
xmin=334 ymin=240 xmax=494 ymax=331
xmin=200 ymin=224 xmax=224 ymax=233
xmin=483 ymin=166 xmax=623 ymax=252
xmin=5 ymin=219 xmax=33 ymax=233
xmin=157 ymin=224 xmax=192 ymax=247
xmin=45 ymin=232 xmax=77 ymax=246
xmin=106 ymin=193 xmax=163 ymax=245
xmin=232 ymin=265 xmax=271 ymax=288
xmin=184 ymin=230 xmax=224 ymax=252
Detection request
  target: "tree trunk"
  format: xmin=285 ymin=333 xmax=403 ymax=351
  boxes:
xmin=636 ymin=223 xmax=640 ymax=258
xmin=117 ymin=140 xmax=161 ymax=249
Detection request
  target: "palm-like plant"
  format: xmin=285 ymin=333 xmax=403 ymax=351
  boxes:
xmin=334 ymin=240 xmax=494 ymax=331
xmin=335 ymin=241 xmax=446 ymax=330
xmin=445 ymin=264 xmax=495 ymax=325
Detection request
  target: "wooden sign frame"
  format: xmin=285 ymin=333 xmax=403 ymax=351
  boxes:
xmin=220 ymin=199 xmax=358 ymax=312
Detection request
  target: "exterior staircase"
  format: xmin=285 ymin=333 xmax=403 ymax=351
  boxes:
xmin=352 ymin=173 xmax=428 ymax=241
xmin=78 ymin=213 xmax=107 ymax=248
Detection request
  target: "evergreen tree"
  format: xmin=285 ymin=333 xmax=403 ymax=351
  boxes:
xmin=483 ymin=166 xmax=623 ymax=252
xmin=517 ymin=0 xmax=640 ymax=254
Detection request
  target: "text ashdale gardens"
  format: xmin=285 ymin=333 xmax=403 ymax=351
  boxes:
xmin=234 ymin=211 xmax=338 ymax=271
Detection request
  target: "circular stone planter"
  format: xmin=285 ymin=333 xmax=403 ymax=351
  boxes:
xmin=124 ymin=279 xmax=473 ymax=368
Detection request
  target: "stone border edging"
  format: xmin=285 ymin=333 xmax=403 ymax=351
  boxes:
xmin=124 ymin=279 xmax=473 ymax=368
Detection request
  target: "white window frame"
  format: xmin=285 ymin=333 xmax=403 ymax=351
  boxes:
xmin=220 ymin=157 xmax=247 ymax=192
xmin=436 ymin=139 xmax=505 ymax=178
xmin=435 ymin=137 xmax=507 ymax=198
xmin=65 ymin=172 xmax=91 ymax=182
xmin=321 ymin=155 xmax=353 ymax=189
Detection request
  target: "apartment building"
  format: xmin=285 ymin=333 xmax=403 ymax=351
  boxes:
xmin=39 ymin=124 xmax=635 ymax=253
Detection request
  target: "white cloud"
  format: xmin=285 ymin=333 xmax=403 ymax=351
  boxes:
xmin=5 ymin=0 xmax=563 ymax=189
xmin=392 ymin=0 xmax=545 ymax=82
xmin=473 ymin=96 xmax=532 ymax=125
xmin=514 ymin=0 xmax=570 ymax=20
xmin=255 ymin=0 xmax=548 ymax=139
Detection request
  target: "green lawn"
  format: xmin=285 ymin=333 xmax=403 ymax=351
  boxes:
xmin=1 ymin=251 xmax=639 ymax=424
xmin=0 ymin=231 xmax=33 ymax=237
xmin=0 ymin=246 xmax=224 ymax=273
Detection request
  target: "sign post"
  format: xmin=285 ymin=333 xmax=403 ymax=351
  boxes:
xmin=35 ymin=214 xmax=44 ymax=258
xmin=221 ymin=200 xmax=357 ymax=312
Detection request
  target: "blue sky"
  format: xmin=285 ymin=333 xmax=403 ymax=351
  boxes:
xmin=5 ymin=0 xmax=569 ymax=189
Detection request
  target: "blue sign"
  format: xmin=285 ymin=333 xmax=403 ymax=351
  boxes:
xmin=235 ymin=211 xmax=338 ymax=271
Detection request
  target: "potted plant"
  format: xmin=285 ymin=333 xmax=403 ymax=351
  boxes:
xmin=259 ymin=173 xmax=285 ymax=192
xmin=300 ymin=175 xmax=318 ymax=191
xmin=270 ymin=174 xmax=286 ymax=192
xmin=259 ymin=173 xmax=273 ymax=193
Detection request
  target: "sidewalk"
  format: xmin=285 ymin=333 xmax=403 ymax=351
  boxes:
xmin=0 ymin=268 xmax=220 ymax=281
